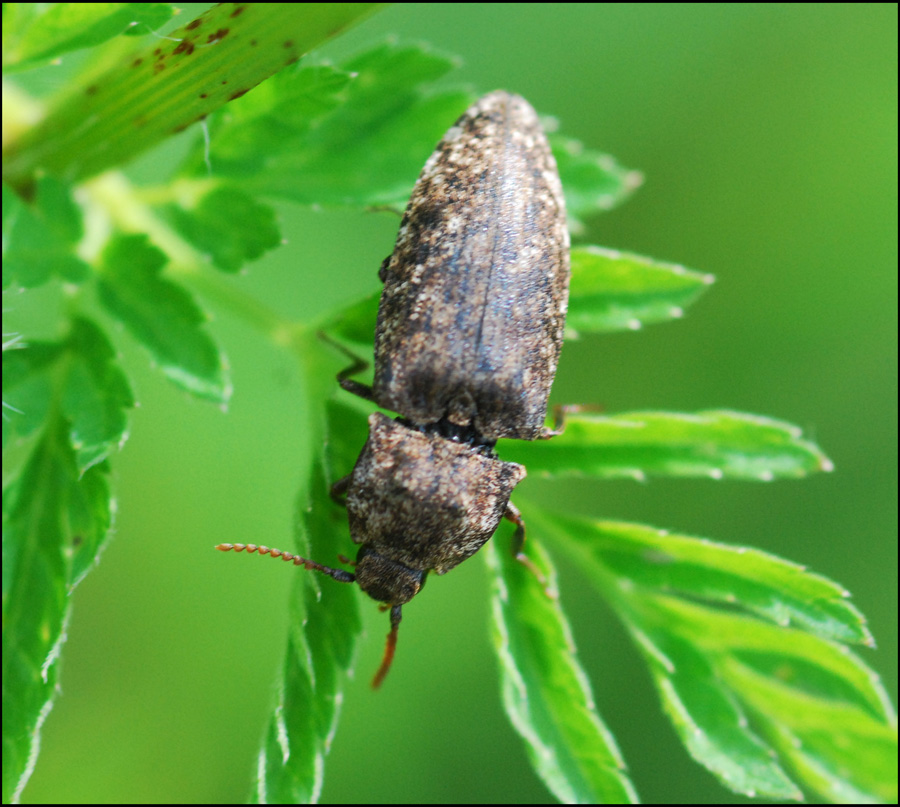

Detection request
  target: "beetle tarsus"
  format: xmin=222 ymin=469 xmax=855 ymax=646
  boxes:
xmin=503 ymin=503 xmax=556 ymax=598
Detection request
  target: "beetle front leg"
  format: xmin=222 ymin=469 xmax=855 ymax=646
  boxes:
xmin=503 ymin=502 xmax=556 ymax=597
xmin=504 ymin=500 xmax=528 ymax=559
xmin=330 ymin=474 xmax=351 ymax=506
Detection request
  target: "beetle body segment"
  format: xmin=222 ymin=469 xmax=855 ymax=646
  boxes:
xmin=347 ymin=412 xmax=526 ymax=605
xmin=373 ymin=91 xmax=570 ymax=440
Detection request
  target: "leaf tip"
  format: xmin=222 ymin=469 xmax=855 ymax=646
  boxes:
xmin=625 ymin=169 xmax=644 ymax=191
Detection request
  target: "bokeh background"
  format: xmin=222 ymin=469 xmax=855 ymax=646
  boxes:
xmin=12 ymin=4 xmax=896 ymax=804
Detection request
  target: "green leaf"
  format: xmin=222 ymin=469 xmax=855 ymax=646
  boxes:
xmin=178 ymin=63 xmax=356 ymax=179
xmin=486 ymin=533 xmax=639 ymax=804
xmin=2 ymin=3 xmax=175 ymax=71
xmin=273 ymin=43 xmax=469 ymax=207
xmin=529 ymin=504 xmax=897 ymax=802
xmin=182 ymin=40 xmax=647 ymax=223
xmin=3 ymin=317 xmax=134 ymax=471
xmin=566 ymin=246 xmax=715 ymax=335
xmin=2 ymin=339 xmax=60 ymax=449
xmin=549 ymin=135 xmax=642 ymax=233
xmin=2 ymin=414 xmax=113 ymax=803
xmin=502 ymin=410 xmax=834 ymax=481
xmin=252 ymin=398 xmax=365 ymax=803
xmin=2 ymin=178 xmax=90 ymax=289
xmin=97 ymin=234 xmax=230 ymax=403
xmin=725 ymin=653 xmax=899 ymax=804
xmin=60 ymin=318 xmax=135 ymax=470
xmin=531 ymin=514 xmax=871 ymax=647
xmin=317 ymin=291 xmax=379 ymax=347
xmin=166 ymin=185 xmax=281 ymax=273
xmin=639 ymin=616 xmax=803 ymax=801
xmin=190 ymin=41 xmax=473 ymax=207
xmin=642 ymin=598 xmax=898 ymax=803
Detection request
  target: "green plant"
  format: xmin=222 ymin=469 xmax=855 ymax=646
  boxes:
xmin=2 ymin=4 xmax=896 ymax=804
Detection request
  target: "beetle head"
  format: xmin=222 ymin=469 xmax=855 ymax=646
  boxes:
xmin=353 ymin=544 xmax=426 ymax=605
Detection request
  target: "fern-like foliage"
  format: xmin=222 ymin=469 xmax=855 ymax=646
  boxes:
xmin=2 ymin=4 xmax=895 ymax=804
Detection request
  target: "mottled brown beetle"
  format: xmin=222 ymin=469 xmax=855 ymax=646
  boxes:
xmin=218 ymin=91 xmax=570 ymax=687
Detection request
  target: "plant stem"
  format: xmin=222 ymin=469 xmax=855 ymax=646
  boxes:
xmin=2 ymin=3 xmax=385 ymax=193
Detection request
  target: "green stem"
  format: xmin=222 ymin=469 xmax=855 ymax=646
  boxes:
xmin=2 ymin=3 xmax=385 ymax=193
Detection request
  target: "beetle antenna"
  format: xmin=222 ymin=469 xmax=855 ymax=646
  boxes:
xmin=215 ymin=543 xmax=356 ymax=584
xmin=371 ymin=604 xmax=403 ymax=689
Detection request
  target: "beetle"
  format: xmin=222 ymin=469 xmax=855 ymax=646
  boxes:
xmin=219 ymin=91 xmax=570 ymax=687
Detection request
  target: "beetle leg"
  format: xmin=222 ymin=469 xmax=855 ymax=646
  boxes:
xmin=377 ymin=254 xmax=393 ymax=282
xmin=539 ymin=403 xmax=605 ymax=439
xmin=503 ymin=502 xmax=556 ymax=597
xmin=317 ymin=330 xmax=376 ymax=402
xmin=504 ymin=500 xmax=528 ymax=557
xmin=330 ymin=474 xmax=351 ymax=506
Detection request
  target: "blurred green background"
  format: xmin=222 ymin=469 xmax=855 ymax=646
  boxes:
xmin=12 ymin=3 xmax=896 ymax=804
